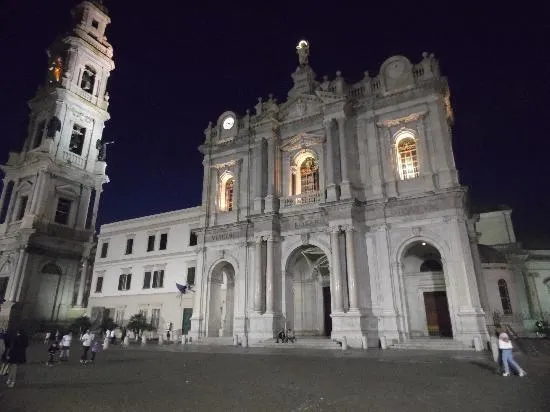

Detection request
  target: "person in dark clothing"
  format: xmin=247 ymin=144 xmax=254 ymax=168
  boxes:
xmin=46 ymin=340 xmax=60 ymax=366
xmin=6 ymin=329 xmax=29 ymax=388
xmin=0 ymin=329 xmax=10 ymax=375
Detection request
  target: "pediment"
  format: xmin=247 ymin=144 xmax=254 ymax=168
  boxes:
xmin=55 ymin=184 xmax=79 ymax=197
xmin=278 ymin=95 xmax=321 ymax=122
xmin=280 ymin=132 xmax=325 ymax=152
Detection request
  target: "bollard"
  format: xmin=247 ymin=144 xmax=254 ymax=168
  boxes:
xmin=243 ymin=335 xmax=248 ymax=348
xmin=380 ymin=336 xmax=388 ymax=350
xmin=158 ymin=334 xmax=164 ymax=345
xmin=141 ymin=335 xmax=147 ymax=346
xmin=233 ymin=334 xmax=239 ymax=346
xmin=181 ymin=335 xmax=186 ymax=345
xmin=490 ymin=336 xmax=499 ymax=362
xmin=123 ymin=336 xmax=130 ymax=346
xmin=341 ymin=336 xmax=348 ymax=351
xmin=103 ymin=338 xmax=109 ymax=350
xmin=361 ymin=335 xmax=368 ymax=350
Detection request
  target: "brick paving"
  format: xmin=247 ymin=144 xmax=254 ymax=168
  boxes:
xmin=1 ymin=341 xmax=549 ymax=411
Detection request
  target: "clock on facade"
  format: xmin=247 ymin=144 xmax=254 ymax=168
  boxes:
xmin=222 ymin=116 xmax=235 ymax=130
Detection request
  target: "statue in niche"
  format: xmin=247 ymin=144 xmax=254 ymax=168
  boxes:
xmin=48 ymin=57 xmax=63 ymax=83
xmin=296 ymin=40 xmax=310 ymax=66
xmin=46 ymin=116 xmax=61 ymax=139
xmin=96 ymin=139 xmax=114 ymax=161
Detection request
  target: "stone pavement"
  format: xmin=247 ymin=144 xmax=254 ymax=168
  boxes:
xmin=1 ymin=342 xmax=549 ymax=412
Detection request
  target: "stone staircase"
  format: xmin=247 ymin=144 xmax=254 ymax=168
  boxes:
xmin=390 ymin=338 xmax=474 ymax=351
xmin=250 ymin=337 xmax=341 ymax=350
xmin=190 ymin=337 xmax=234 ymax=346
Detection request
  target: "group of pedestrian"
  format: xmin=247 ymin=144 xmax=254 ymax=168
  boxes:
xmin=0 ymin=328 xmax=29 ymax=390
xmin=44 ymin=329 xmax=100 ymax=366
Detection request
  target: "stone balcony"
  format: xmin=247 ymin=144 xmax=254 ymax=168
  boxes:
xmin=281 ymin=191 xmax=323 ymax=208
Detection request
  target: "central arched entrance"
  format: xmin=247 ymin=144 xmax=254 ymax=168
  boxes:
xmin=284 ymin=245 xmax=331 ymax=336
xmin=207 ymin=261 xmax=235 ymax=337
xmin=402 ymin=241 xmax=453 ymax=338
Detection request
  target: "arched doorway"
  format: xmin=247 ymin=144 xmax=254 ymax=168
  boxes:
xmin=207 ymin=262 xmax=235 ymax=337
xmin=402 ymin=241 xmax=453 ymax=338
xmin=284 ymin=245 xmax=331 ymax=336
xmin=35 ymin=263 xmax=63 ymax=321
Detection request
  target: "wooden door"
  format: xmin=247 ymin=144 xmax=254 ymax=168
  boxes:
xmin=424 ymin=291 xmax=453 ymax=337
xmin=322 ymin=286 xmax=332 ymax=336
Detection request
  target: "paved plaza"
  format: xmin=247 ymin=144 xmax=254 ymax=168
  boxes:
xmin=1 ymin=341 xmax=549 ymax=411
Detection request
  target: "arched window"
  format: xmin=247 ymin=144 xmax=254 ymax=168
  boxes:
xmin=300 ymin=157 xmax=319 ymax=194
xmin=396 ymin=133 xmax=419 ymax=180
xmin=225 ymin=178 xmax=234 ymax=211
xmin=420 ymin=259 xmax=442 ymax=272
xmin=219 ymin=173 xmax=235 ymax=212
xmin=498 ymin=279 xmax=512 ymax=315
xmin=80 ymin=65 xmax=96 ymax=92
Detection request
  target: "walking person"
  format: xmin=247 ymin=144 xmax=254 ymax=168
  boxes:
xmin=60 ymin=331 xmax=72 ymax=361
xmin=46 ymin=340 xmax=60 ymax=366
xmin=90 ymin=340 xmax=101 ymax=363
xmin=43 ymin=331 xmax=51 ymax=344
xmin=6 ymin=329 xmax=29 ymax=388
xmin=80 ymin=329 xmax=94 ymax=364
xmin=0 ymin=328 xmax=10 ymax=376
xmin=498 ymin=331 xmax=526 ymax=377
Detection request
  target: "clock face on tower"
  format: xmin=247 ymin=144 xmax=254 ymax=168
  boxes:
xmin=222 ymin=116 xmax=235 ymax=130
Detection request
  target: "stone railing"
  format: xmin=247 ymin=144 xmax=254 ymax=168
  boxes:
xmin=282 ymin=191 xmax=322 ymax=208
xmin=34 ymin=220 xmax=93 ymax=243
xmin=62 ymin=151 xmax=85 ymax=168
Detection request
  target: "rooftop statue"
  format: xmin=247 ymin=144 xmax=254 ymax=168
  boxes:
xmin=296 ymin=40 xmax=310 ymax=66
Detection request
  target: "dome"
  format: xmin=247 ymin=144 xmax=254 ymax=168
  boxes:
xmin=478 ymin=244 xmax=508 ymax=264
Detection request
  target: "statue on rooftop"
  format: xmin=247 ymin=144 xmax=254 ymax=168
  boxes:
xmin=296 ymin=40 xmax=310 ymax=66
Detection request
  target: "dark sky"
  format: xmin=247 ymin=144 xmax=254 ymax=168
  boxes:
xmin=0 ymin=1 xmax=548 ymax=246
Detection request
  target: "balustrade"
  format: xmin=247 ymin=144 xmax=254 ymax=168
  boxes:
xmin=282 ymin=191 xmax=321 ymax=208
xmin=63 ymin=150 xmax=85 ymax=168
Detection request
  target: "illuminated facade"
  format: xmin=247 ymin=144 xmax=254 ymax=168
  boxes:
xmin=0 ymin=1 xmax=114 ymax=328
xmin=187 ymin=43 xmax=493 ymax=350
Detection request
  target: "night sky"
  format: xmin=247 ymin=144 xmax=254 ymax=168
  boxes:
xmin=0 ymin=1 xmax=548 ymax=246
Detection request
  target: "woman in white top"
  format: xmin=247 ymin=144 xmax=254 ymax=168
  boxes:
xmin=498 ymin=332 xmax=526 ymax=377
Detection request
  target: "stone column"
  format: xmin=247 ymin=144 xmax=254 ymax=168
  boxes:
xmin=265 ymin=237 xmax=275 ymax=314
xmin=324 ymin=120 xmax=338 ymax=202
xmin=75 ymin=259 xmax=88 ymax=307
xmin=0 ymin=179 xmax=8 ymax=214
xmin=526 ymin=272 xmax=542 ymax=317
xmin=265 ymin=138 xmax=276 ymax=212
xmin=90 ymin=187 xmax=103 ymax=231
xmin=364 ymin=119 xmax=384 ymax=198
xmin=253 ymin=237 xmax=264 ymax=314
xmin=77 ymin=187 xmax=92 ymax=229
xmin=330 ymin=228 xmax=344 ymax=312
xmin=337 ymin=117 xmax=351 ymax=199
xmin=7 ymin=248 xmax=26 ymax=302
xmin=253 ymin=139 xmax=264 ymax=212
xmin=344 ymin=227 xmax=360 ymax=311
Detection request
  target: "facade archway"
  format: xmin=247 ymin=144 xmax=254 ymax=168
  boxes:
xmin=206 ymin=261 xmax=235 ymax=337
xmin=401 ymin=241 xmax=453 ymax=338
xmin=284 ymin=244 xmax=331 ymax=336
xmin=35 ymin=263 xmax=63 ymax=321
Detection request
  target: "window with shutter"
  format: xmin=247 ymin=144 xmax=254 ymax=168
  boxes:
xmin=143 ymin=271 xmax=151 ymax=289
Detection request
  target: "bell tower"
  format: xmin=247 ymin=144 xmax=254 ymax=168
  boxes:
xmin=0 ymin=1 xmax=115 ymax=328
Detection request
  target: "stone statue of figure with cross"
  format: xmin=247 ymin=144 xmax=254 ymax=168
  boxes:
xmin=296 ymin=39 xmax=310 ymax=66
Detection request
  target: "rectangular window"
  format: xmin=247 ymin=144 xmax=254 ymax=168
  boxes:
xmin=54 ymin=198 xmax=72 ymax=225
xmin=152 ymin=270 xmax=164 ymax=288
xmin=91 ymin=19 xmax=99 ymax=29
xmin=16 ymin=196 xmax=28 ymax=220
xmin=0 ymin=277 xmax=8 ymax=300
xmin=139 ymin=309 xmax=148 ymax=321
xmin=69 ymin=124 xmax=86 ymax=155
xmin=147 ymin=235 xmax=155 ymax=252
xmin=159 ymin=233 xmax=168 ymax=250
xmin=33 ymin=120 xmax=46 ymax=149
xmin=125 ymin=238 xmax=134 ymax=255
xmin=187 ymin=267 xmax=196 ymax=286
xmin=189 ymin=231 xmax=197 ymax=246
xmin=100 ymin=242 xmax=109 ymax=258
xmin=95 ymin=276 xmax=103 ymax=293
xmin=117 ymin=273 xmax=132 ymax=291
xmin=143 ymin=271 xmax=151 ymax=289
xmin=151 ymin=308 xmax=160 ymax=329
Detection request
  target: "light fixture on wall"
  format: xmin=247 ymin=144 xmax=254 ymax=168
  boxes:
xmin=421 ymin=242 xmax=426 ymax=246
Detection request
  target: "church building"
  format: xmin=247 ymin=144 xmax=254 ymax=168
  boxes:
xmin=0 ymin=1 xmax=114 ymax=329
xmin=1 ymin=3 xmax=548 ymax=350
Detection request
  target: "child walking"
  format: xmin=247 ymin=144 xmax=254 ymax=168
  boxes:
xmin=90 ymin=340 xmax=101 ymax=363
xmin=46 ymin=340 xmax=60 ymax=366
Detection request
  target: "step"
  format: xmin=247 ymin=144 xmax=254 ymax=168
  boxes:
xmin=250 ymin=338 xmax=341 ymax=350
xmin=391 ymin=339 xmax=474 ymax=351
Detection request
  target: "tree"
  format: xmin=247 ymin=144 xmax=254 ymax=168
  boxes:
xmin=126 ymin=313 xmax=153 ymax=336
xmin=70 ymin=315 xmax=91 ymax=334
